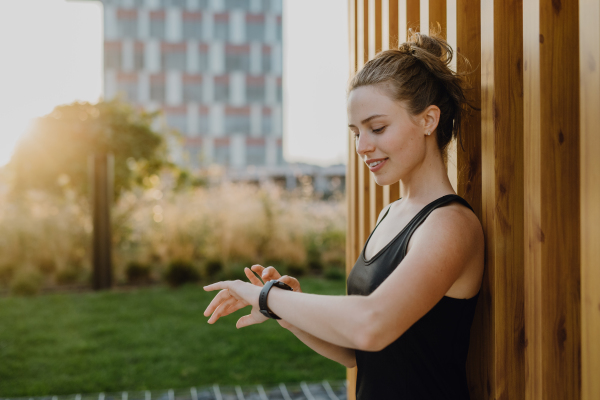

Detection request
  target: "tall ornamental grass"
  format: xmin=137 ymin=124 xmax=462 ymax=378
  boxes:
xmin=0 ymin=180 xmax=346 ymax=295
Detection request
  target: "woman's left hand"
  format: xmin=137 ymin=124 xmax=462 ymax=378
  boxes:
xmin=203 ymin=279 xmax=267 ymax=328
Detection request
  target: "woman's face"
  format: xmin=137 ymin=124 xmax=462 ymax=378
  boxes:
xmin=347 ymin=85 xmax=429 ymax=186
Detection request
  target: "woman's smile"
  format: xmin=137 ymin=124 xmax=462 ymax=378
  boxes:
xmin=366 ymin=157 xmax=388 ymax=172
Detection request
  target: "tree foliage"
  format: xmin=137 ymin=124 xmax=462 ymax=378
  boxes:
xmin=8 ymin=98 xmax=175 ymax=200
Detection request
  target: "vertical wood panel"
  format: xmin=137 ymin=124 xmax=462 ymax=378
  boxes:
xmin=429 ymin=0 xmax=446 ymax=37
xmin=454 ymin=0 xmax=485 ymax=398
xmin=481 ymin=0 xmax=525 ymax=399
xmin=407 ymin=0 xmax=420 ymax=33
xmin=580 ymin=1 xmax=600 ymax=399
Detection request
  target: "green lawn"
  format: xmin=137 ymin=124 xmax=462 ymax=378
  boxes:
xmin=0 ymin=278 xmax=346 ymax=397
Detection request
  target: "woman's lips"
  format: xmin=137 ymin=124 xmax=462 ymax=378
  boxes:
xmin=367 ymin=158 xmax=388 ymax=172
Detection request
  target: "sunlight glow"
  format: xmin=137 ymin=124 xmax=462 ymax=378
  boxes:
xmin=0 ymin=0 xmax=103 ymax=167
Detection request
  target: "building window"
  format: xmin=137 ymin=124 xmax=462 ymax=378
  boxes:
xmin=133 ymin=0 xmax=145 ymax=7
xmin=261 ymin=107 xmax=272 ymax=135
xmin=276 ymin=139 xmax=284 ymax=165
xmin=199 ymin=105 xmax=210 ymax=134
xmin=134 ymin=42 xmax=144 ymax=69
xmin=214 ymin=13 xmax=229 ymax=41
xmin=245 ymin=14 xmax=265 ymax=42
xmin=183 ymin=75 xmax=203 ymax=102
xmin=164 ymin=106 xmax=188 ymax=135
xmin=262 ymin=45 xmax=271 ymax=73
xmin=225 ymin=0 xmax=250 ymax=10
xmin=225 ymin=44 xmax=250 ymax=73
xmin=182 ymin=12 xmax=203 ymax=40
xmin=214 ymin=138 xmax=230 ymax=166
xmin=276 ymin=16 xmax=282 ymax=41
xmin=164 ymin=0 xmax=187 ymax=7
xmin=214 ymin=75 xmax=229 ymax=102
xmin=198 ymin=43 xmax=210 ymax=72
xmin=246 ymin=76 xmax=265 ymax=103
xmin=150 ymin=74 xmax=166 ymax=103
xmin=116 ymin=72 xmax=138 ymax=101
xmin=246 ymin=138 xmax=266 ymax=166
xmin=117 ymin=9 xmax=138 ymax=39
xmin=224 ymin=107 xmax=251 ymax=134
xmin=104 ymin=42 xmax=122 ymax=69
xmin=150 ymin=11 xmax=166 ymax=40
xmin=161 ymin=43 xmax=187 ymax=71
xmin=260 ymin=0 xmax=271 ymax=12
xmin=276 ymin=77 xmax=282 ymax=102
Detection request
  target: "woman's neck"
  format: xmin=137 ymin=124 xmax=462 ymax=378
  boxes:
xmin=398 ymin=146 xmax=455 ymax=203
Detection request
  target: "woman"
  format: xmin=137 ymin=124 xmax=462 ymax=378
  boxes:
xmin=204 ymin=30 xmax=484 ymax=399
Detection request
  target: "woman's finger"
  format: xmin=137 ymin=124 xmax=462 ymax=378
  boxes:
xmin=208 ymin=297 xmax=238 ymax=324
xmin=244 ymin=267 xmax=264 ymax=287
xmin=236 ymin=309 xmax=268 ymax=329
xmin=260 ymin=266 xmax=282 ymax=281
xmin=203 ymin=281 xmax=232 ymax=292
xmin=279 ymin=275 xmax=302 ymax=292
xmin=203 ymin=288 xmax=233 ymax=317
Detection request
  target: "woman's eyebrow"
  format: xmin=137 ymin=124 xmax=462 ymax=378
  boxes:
xmin=348 ymin=114 xmax=388 ymax=128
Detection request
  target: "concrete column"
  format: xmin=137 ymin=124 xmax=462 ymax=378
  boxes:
xmin=138 ymin=9 xmax=150 ymax=39
xmin=230 ymin=72 xmax=245 ymax=106
xmin=203 ymin=11 xmax=214 ymax=41
xmin=210 ymin=42 xmax=224 ymax=74
xmin=230 ymin=10 xmax=245 ymax=44
xmin=250 ymin=0 xmax=262 ymax=13
xmin=272 ymin=43 xmax=282 ymax=74
xmin=265 ymin=14 xmax=276 ymax=43
xmin=166 ymin=71 xmax=182 ymax=105
xmin=104 ymin=70 xmax=117 ymax=100
xmin=104 ymin=6 xmax=118 ymax=40
xmin=265 ymin=74 xmax=276 ymax=105
xmin=250 ymin=42 xmax=261 ymax=74
xmin=203 ymin=137 xmax=214 ymax=165
xmin=271 ymin=0 xmax=283 ymax=13
xmin=230 ymin=134 xmax=246 ymax=167
xmin=187 ymin=103 xmax=199 ymax=136
xmin=211 ymin=0 xmax=225 ymax=12
xmin=166 ymin=8 xmax=182 ymax=42
xmin=145 ymin=39 xmax=161 ymax=73
xmin=272 ymin=105 xmax=282 ymax=136
xmin=138 ymin=71 xmax=150 ymax=103
xmin=187 ymin=40 xmax=199 ymax=73
xmin=147 ymin=0 xmax=161 ymax=10
xmin=266 ymin=137 xmax=277 ymax=167
xmin=204 ymin=73 xmax=214 ymax=103
xmin=250 ymin=104 xmax=261 ymax=137
xmin=187 ymin=0 xmax=200 ymax=9
xmin=211 ymin=104 xmax=224 ymax=136
xmin=122 ymin=40 xmax=134 ymax=71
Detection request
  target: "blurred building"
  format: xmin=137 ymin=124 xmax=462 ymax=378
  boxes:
xmin=100 ymin=0 xmax=284 ymax=171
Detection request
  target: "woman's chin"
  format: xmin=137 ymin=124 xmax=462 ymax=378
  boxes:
xmin=372 ymin=174 xmax=397 ymax=187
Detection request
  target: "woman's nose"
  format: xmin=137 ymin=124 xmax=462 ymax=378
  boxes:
xmin=355 ymin=132 xmax=375 ymax=156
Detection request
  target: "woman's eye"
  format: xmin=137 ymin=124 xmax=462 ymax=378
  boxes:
xmin=372 ymin=127 xmax=385 ymax=133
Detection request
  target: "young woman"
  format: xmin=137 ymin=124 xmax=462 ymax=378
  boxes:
xmin=203 ymin=31 xmax=484 ymax=399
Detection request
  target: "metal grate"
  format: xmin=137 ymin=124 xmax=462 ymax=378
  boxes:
xmin=4 ymin=380 xmax=347 ymax=400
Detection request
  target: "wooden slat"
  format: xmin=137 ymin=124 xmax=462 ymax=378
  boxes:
xmin=528 ymin=0 xmax=581 ymax=399
xmin=481 ymin=0 xmax=525 ymax=399
xmin=580 ymin=1 xmax=600 ymax=399
xmin=429 ymin=0 xmax=446 ymax=37
xmin=454 ymin=0 xmax=484 ymax=398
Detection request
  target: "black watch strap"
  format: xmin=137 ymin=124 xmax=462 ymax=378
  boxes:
xmin=259 ymin=280 xmax=293 ymax=319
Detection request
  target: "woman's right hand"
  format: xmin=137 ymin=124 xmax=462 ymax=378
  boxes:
xmin=244 ymin=264 xmax=303 ymax=330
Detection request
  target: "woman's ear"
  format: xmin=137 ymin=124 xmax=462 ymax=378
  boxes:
xmin=421 ymin=105 xmax=441 ymax=135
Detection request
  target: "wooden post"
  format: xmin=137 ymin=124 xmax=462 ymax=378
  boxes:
xmin=90 ymin=153 xmax=114 ymax=290
xmin=580 ymin=2 xmax=600 ymax=400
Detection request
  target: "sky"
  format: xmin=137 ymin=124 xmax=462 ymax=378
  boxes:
xmin=0 ymin=0 xmax=349 ymax=167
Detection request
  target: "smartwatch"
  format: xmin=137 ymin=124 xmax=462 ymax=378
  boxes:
xmin=259 ymin=280 xmax=293 ymax=319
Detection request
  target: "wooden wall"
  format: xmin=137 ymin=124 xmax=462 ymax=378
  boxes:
xmin=345 ymin=1 xmax=600 ymax=399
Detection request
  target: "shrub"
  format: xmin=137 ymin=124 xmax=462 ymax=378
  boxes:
xmin=0 ymin=263 xmax=16 ymax=287
xmin=55 ymin=264 xmax=83 ymax=285
xmin=203 ymin=259 xmax=223 ymax=279
xmin=285 ymin=262 xmax=307 ymax=277
xmin=164 ymin=260 xmax=199 ymax=287
xmin=10 ymin=269 xmax=43 ymax=296
xmin=125 ymin=261 xmax=151 ymax=284
xmin=324 ymin=267 xmax=346 ymax=281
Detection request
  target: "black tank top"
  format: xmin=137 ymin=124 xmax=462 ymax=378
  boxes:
xmin=347 ymin=194 xmax=480 ymax=400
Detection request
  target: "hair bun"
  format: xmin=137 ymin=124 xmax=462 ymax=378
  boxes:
xmin=398 ymin=42 xmax=415 ymax=55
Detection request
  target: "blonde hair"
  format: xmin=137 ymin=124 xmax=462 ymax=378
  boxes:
xmin=348 ymin=28 xmax=475 ymax=161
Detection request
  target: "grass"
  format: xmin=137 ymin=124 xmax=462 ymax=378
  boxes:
xmin=0 ymin=277 xmax=347 ymax=397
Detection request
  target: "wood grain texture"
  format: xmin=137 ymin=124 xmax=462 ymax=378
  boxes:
xmin=454 ymin=1 xmax=485 ymax=398
xmin=539 ymin=0 xmax=581 ymax=398
xmin=481 ymin=0 xmax=525 ymax=399
xmin=429 ymin=0 xmax=446 ymax=37
xmin=523 ymin=0 xmax=542 ymax=399
xmin=407 ymin=0 xmax=420 ymax=35
xmin=579 ymin=2 xmax=600 ymax=400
